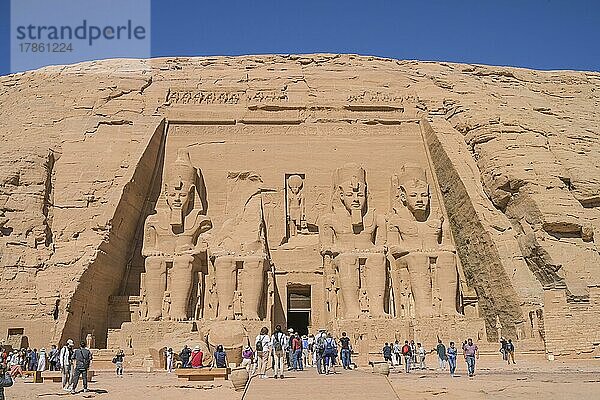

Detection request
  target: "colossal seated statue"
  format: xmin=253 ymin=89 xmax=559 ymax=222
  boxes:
xmin=209 ymin=171 xmax=267 ymax=320
xmin=319 ymin=163 xmax=387 ymax=319
xmin=141 ymin=149 xmax=212 ymax=321
xmin=387 ymin=165 xmax=458 ymax=318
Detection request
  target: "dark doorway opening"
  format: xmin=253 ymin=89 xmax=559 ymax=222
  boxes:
xmin=287 ymin=285 xmax=311 ymax=335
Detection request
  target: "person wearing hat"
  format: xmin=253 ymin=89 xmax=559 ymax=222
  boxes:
xmin=241 ymin=345 xmax=254 ymax=373
xmin=301 ymin=335 xmax=309 ymax=367
xmin=59 ymin=339 xmax=74 ymax=391
xmin=286 ymin=328 xmax=294 ymax=371
xmin=190 ymin=346 xmax=203 ymax=368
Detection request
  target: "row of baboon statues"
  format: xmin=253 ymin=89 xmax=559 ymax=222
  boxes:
xmin=139 ymin=149 xmax=460 ymax=322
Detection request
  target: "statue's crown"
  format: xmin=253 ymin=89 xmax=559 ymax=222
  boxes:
xmin=396 ymin=164 xmax=427 ymax=187
xmin=169 ymin=148 xmax=196 ymax=184
xmin=333 ymin=163 xmax=366 ymax=188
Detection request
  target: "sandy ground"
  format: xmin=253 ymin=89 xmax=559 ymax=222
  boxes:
xmin=5 ymin=354 xmax=600 ymax=399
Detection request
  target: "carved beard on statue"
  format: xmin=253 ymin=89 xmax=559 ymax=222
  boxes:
xmin=166 ymin=179 xmax=194 ymax=231
xmin=339 ymin=177 xmax=366 ymax=228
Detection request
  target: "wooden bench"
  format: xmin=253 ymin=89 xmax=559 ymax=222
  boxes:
xmin=175 ymin=368 xmax=230 ymax=381
xmin=21 ymin=370 xmax=42 ymax=383
xmin=42 ymin=371 xmax=62 ymax=383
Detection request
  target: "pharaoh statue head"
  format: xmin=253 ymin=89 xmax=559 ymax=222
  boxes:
xmin=165 ymin=148 xmax=202 ymax=229
xmin=333 ymin=163 xmax=367 ymax=226
xmin=392 ymin=165 xmax=430 ymax=221
xmin=287 ymin=175 xmax=303 ymax=195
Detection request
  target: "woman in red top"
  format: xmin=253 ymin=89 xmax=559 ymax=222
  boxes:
xmin=190 ymin=346 xmax=203 ymax=368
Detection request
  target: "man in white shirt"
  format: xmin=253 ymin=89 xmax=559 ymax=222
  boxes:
xmin=255 ymin=327 xmax=271 ymax=379
xmin=59 ymin=339 xmax=74 ymax=391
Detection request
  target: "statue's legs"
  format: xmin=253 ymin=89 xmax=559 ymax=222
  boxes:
xmin=436 ymin=251 xmax=458 ymax=315
xmin=214 ymin=256 xmax=236 ymax=320
xmin=365 ymin=253 xmax=387 ymax=317
xmin=404 ymin=253 xmax=433 ymax=318
xmin=170 ymin=254 xmax=194 ymax=321
xmin=242 ymin=255 xmax=266 ymax=320
xmin=392 ymin=258 xmax=411 ymax=318
xmin=335 ymin=253 xmax=361 ymax=319
xmin=145 ymin=256 xmax=166 ymax=321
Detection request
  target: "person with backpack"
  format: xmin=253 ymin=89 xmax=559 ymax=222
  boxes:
xmin=314 ymin=329 xmax=326 ymax=374
xmin=382 ymin=343 xmax=393 ymax=364
xmin=70 ymin=341 xmax=92 ymax=394
xmin=323 ymin=333 xmax=337 ymax=374
xmin=241 ymin=346 xmax=254 ymax=373
xmin=506 ymin=339 xmax=516 ymax=364
xmin=48 ymin=345 xmax=59 ymax=371
xmin=255 ymin=327 xmax=271 ymax=379
xmin=112 ymin=349 xmax=125 ymax=376
xmin=401 ymin=340 xmax=412 ymax=373
xmin=0 ymin=361 xmax=13 ymax=400
xmin=393 ymin=340 xmax=402 ymax=366
xmin=271 ymin=325 xmax=287 ymax=379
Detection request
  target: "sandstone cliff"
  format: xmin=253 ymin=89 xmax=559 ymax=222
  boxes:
xmin=0 ymin=54 xmax=598 ymax=355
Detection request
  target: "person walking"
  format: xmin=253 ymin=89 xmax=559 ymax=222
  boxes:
xmin=113 ymin=349 xmax=125 ymax=377
xmin=179 ymin=345 xmax=191 ymax=368
xmin=0 ymin=361 xmax=13 ymax=400
xmin=59 ymin=339 xmax=74 ymax=391
xmin=463 ymin=338 xmax=479 ymax=377
xmin=382 ymin=343 xmax=393 ymax=364
xmin=190 ymin=345 xmax=204 ymax=368
xmin=165 ymin=348 xmax=174 ymax=373
xmin=307 ymin=334 xmax=315 ymax=367
xmin=241 ymin=346 xmax=254 ymax=373
xmin=48 ymin=345 xmax=59 ymax=371
xmin=339 ymin=332 xmax=352 ymax=370
xmin=506 ymin=339 xmax=516 ymax=364
xmin=435 ymin=340 xmax=447 ymax=370
xmin=29 ymin=349 xmax=38 ymax=372
xmin=291 ymin=333 xmax=303 ymax=371
xmin=393 ymin=340 xmax=402 ymax=366
xmin=70 ymin=341 xmax=92 ymax=394
xmin=213 ymin=345 xmax=228 ymax=368
xmin=410 ymin=340 xmax=417 ymax=367
xmin=37 ymin=348 xmax=47 ymax=372
xmin=271 ymin=325 xmax=287 ymax=379
xmin=401 ymin=341 xmax=412 ymax=373
xmin=314 ymin=329 xmax=326 ymax=374
xmin=256 ymin=327 xmax=271 ymax=379
xmin=323 ymin=333 xmax=337 ymax=375
xmin=447 ymin=342 xmax=457 ymax=376
xmin=499 ymin=337 xmax=508 ymax=362
xmin=301 ymin=335 xmax=309 ymax=368
xmin=8 ymin=351 xmax=23 ymax=379
xmin=286 ymin=328 xmax=295 ymax=371
xmin=417 ymin=343 xmax=426 ymax=369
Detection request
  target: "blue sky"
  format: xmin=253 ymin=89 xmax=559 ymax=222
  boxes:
xmin=1 ymin=0 xmax=600 ymax=76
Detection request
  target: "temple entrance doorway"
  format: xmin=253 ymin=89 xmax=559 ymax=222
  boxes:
xmin=287 ymin=285 xmax=311 ymax=335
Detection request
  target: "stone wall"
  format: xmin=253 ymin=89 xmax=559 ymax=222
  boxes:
xmin=543 ymin=285 xmax=600 ymax=357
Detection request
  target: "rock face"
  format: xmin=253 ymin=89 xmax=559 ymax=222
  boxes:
xmin=0 ymin=54 xmax=598 ymax=358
